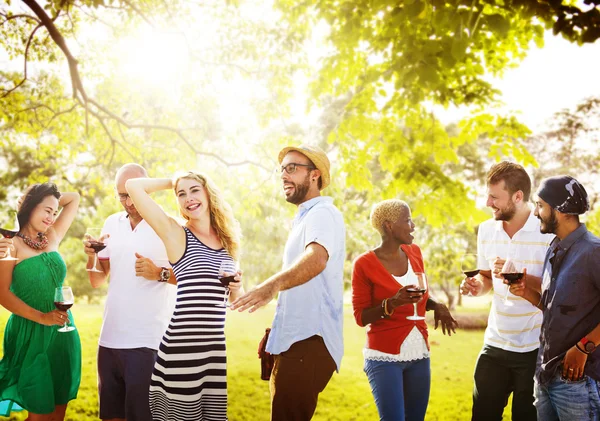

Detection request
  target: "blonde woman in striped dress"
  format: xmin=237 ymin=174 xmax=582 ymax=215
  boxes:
xmin=126 ymin=171 xmax=242 ymax=421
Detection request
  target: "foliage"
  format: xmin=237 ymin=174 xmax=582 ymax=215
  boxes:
xmin=0 ymin=304 xmax=502 ymax=420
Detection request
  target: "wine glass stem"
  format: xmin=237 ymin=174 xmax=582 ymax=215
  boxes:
xmin=94 ymin=253 xmax=99 ymax=271
xmin=412 ymin=303 xmax=418 ymax=318
xmin=224 ymin=288 xmax=229 ymax=307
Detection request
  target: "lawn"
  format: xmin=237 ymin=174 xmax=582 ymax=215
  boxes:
xmin=1 ymin=303 xmax=513 ymax=420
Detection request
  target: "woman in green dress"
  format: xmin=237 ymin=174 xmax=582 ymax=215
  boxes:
xmin=0 ymin=182 xmax=82 ymax=421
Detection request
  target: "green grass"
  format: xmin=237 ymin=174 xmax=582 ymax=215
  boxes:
xmin=1 ymin=304 xmax=513 ymax=420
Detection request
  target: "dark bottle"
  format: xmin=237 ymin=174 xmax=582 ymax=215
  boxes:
xmin=259 ymin=328 xmax=274 ymax=381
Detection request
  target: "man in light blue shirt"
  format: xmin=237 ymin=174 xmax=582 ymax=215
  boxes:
xmin=232 ymin=144 xmax=346 ymax=421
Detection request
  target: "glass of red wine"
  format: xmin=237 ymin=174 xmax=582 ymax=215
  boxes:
xmin=54 ymin=286 xmax=75 ymax=332
xmin=0 ymin=228 xmax=19 ymax=261
xmin=406 ymin=272 xmax=428 ymax=321
xmin=85 ymin=228 xmax=106 ymax=273
xmin=501 ymin=257 xmax=523 ymax=303
xmin=460 ymin=253 xmax=479 ymax=296
xmin=217 ymin=259 xmax=238 ymax=307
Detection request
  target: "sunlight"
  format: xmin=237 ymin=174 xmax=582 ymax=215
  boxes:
xmin=114 ymin=28 xmax=189 ymax=89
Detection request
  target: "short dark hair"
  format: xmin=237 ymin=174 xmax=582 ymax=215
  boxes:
xmin=486 ymin=162 xmax=531 ymax=201
xmin=17 ymin=183 xmax=61 ymax=229
xmin=304 ymin=157 xmax=322 ymax=189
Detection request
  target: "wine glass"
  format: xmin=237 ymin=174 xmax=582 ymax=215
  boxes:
xmin=0 ymin=228 xmax=19 ymax=261
xmin=501 ymin=257 xmax=523 ymax=303
xmin=85 ymin=228 xmax=106 ymax=273
xmin=406 ymin=272 xmax=428 ymax=321
xmin=460 ymin=253 xmax=479 ymax=297
xmin=54 ymin=286 xmax=75 ymax=332
xmin=217 ymin=259 xmax=238 ymax=307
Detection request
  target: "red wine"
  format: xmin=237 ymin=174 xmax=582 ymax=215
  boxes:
xmin=54 ymin=301 xmax=73 ymax=311
xmin=0 ymin=228 xmax=17 ymax=239
xmin=218 ymin=275 xmax=237 ymax=287
xmin=501 ymin=273 xmax=524 ymax=284
xmin=463 ymin=270 xmax=480 ymax=278
xmin=406 ymin=288 xmax=427 ymax=294
xmin=89 ymin=240 xmax=106 ymax=253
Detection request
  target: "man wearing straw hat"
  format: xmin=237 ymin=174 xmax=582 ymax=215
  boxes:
xmin=232 ymin=145 xmax=346 ymax=421
xmin=509 ymin=175 xmax=600 ymax=420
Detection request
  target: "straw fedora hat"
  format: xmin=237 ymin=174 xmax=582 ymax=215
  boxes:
xmin=278 ymin=144 xmax=331 ymax=190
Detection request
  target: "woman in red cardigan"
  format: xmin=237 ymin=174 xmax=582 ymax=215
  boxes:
xmin=352 ymin=199 xmax=458 ymax=421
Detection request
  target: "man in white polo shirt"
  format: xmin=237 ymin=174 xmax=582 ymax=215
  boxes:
xmin=460 ymin=161 xmax=554 ymax=421
xmin=83 ymin=163 xmax=176 ymax=421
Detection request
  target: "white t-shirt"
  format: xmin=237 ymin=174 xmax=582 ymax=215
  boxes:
xmin=477 ymin=210 xmax=554 ymax=352
xmin=98 ymin=212 xmax=176 ymax=350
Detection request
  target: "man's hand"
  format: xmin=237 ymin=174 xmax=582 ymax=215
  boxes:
xmin=230 ymin=280 xmax=278 ymax=313
xmin=562 ymin=344 xmax=588 ymax=381
xmin=83 ymin=233 xmax=109 ymax=257
xmin=507 ymin=268 xmax=528 ymax=297
xmin=0 ymin=238 xmax=15 ymax=259
xmin=135 ymin=253 xmax=161 ymax=280
xmin=490 ymin=257 xmax=506 ymax=280
xmin=460 ymin=276 xmax=483 ymax=296
xmin=432 ymin=302 xmax=458 ymax=336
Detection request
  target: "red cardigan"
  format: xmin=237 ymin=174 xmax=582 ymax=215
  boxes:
xmin=351 ymin=245 xmax=429 ymax=354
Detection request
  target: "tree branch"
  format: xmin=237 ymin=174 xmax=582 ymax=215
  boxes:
xmin=0 ymin=13 xmax=40 ymax=25
xmin=0 ymin=23 xmax=42 ymax=98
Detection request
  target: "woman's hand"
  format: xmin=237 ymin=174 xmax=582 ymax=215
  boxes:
xmin=432 ymin=302 xmax=458 ymax=336
xmin=0 ymin=238 xmax=15 ymax=259
xmin=228 ymin=270 xmax=243 ymax=293
xmin=38 ymin=310 xmax=69 ymax=326
xmin=387 ymin=285 xmax=424 ymax=312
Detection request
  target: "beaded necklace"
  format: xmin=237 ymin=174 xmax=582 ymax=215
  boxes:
xmin=17 ymin=232 xmax=49 ymax=250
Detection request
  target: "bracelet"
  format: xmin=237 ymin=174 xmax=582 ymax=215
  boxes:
xmin=382 ymin=299 xmax=393 ymax=318
xmin=576 ymin=342 xmax=590 ymax=355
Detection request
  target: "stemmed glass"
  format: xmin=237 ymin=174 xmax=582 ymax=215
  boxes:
xmin=85 ymin=228 xmax=106 ymax=273
xmin=217 ymin=260 xmax=238 ymax=307
xmin=501 ymin=257 xmax=523 ymax=303
xmin=460 ymin=253 xmax=479 ymax=297
xmin=54 ymin=286 xmax=75 ymax=332
xmin=406 ymin=272 xmax=428 ymax=321
xmin=0 ymin=228 xmax=19 ymax=261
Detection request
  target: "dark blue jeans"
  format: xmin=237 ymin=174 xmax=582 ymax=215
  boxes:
xmin=534 ymin=373 xmax=600 ymax=420
xmin=364 ymin=358 xmax=430 ymax=421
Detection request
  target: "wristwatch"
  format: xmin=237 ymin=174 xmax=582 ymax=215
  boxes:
xmin=158 ymin=267 xmax=170 ymax=283
xmin=581 ymin=337 xmax=596 ymax=353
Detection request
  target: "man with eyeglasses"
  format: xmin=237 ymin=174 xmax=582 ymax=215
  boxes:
xmin=82 ymin=163 xmax=176 ymax=421
xmin=232 ymin=145 xmax=346 ymax=421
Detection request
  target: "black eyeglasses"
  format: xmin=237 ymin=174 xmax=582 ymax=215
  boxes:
xmin=117 ymin=193 xmax=130 ymax=202
xmin=280 ymin=163 xmax=316 ymax=174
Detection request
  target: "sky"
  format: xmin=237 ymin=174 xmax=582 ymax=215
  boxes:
xmin=436 ymin=32 xmax=600 ymax=131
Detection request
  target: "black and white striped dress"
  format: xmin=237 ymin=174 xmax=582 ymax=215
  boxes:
xmin=149 ymin=227 xmax=231 ymax=421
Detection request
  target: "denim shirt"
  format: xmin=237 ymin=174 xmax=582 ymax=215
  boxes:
xmin=536 ymin=224 xmax=600 ymax=385
xmin=266 ymin=196 xmax=346 ymax=371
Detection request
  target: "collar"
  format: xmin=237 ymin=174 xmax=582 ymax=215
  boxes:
xmin=555 ymin=223 xmax=588 ymax=253
xmin=494 ymin=208 xmax=538 ymax=232
xmin=294 ymin=196 xmax=332 ymax=222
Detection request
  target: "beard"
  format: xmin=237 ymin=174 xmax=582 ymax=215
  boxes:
xmin=284 ymin=173 xmax=310 ymax=205
xmin=493 ymin=200 xmax=517 ymax=221
xmin=539 ymin=208 xmax=559 ymax=234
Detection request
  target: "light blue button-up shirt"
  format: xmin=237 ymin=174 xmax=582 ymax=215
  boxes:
xmin=266 ymin=196 xmax=346 ymax=371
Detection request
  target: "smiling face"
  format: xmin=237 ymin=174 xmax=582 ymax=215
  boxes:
xmin=176 ymin=177 xmax=210 ymax=221
xmin=385 ymin=206 xmax=415 ymax=245
xmin=27 ymin=195 xmax=59 ymax=234
xmin=486 ymin=181 xmax=519 ymax=221
xmin=280 ymin=151 xmax=319 ymax=205
xmin=534 ymin=196 xmax=559 ymax=234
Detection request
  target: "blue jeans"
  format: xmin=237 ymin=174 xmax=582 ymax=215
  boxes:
xmin=364 ymin=358 xmax=430 ymax=421
xmin=534 ymin=373 xmax=600 ymax=420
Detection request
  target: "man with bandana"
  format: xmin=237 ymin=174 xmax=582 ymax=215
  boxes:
xmin=509 ymin=175 xmax=600 ymax=420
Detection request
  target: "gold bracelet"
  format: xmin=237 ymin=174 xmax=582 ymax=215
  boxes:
xmin=382 ymin=299 xmax=393 ymax=317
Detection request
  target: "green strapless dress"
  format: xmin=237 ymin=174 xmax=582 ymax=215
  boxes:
xmin=0 ymin=251 xmax=81 ymax=416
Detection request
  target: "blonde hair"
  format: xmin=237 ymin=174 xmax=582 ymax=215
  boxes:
xmin=370 ymin=199 xmax=410 ymax=235
xmin=174 ymin=172 xmax=241 ymax=260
